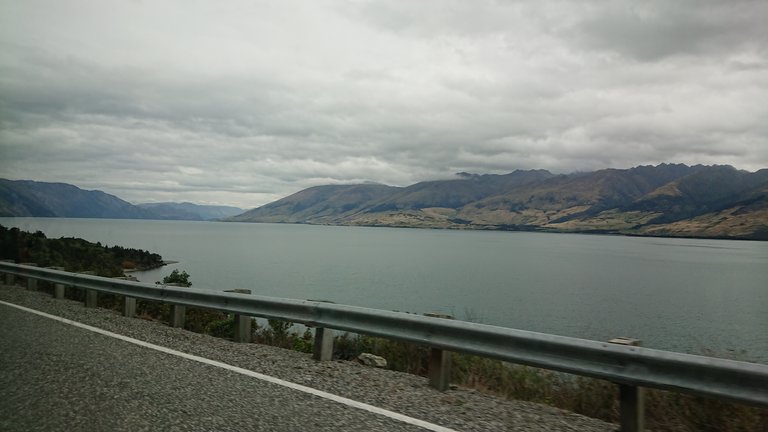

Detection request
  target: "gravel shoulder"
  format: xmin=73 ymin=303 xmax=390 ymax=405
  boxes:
xmin=0 ymin=304 xmax=426 ymax=432
xmin=0 ymin=283 xmax=615 ymax=432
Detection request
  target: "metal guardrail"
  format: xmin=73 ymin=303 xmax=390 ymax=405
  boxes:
xmin=1 ymin=262 xmax=767 ymax=432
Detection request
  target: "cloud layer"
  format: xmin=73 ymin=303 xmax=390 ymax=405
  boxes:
xmin=2 ymin=0 xmax=767 ymax=208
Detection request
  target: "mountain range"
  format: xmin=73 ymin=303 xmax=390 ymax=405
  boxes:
xmin=135 ymin=202 xmax=244 ymax=221
xmin=0 ymin=179 xmax=243 ymax=221
xmin=228 ymin=164 xmax=768 ymax=240
xmin=2 ymin=164 xmax=766 ymax=240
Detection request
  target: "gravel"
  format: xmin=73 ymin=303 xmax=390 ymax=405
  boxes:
xmin=0 ymin=283 xmax=615 ymax=432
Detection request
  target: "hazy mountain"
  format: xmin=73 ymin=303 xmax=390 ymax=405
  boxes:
xmin=0 ymin=179 xmax=153 ymax=219
xmin=4 ymin=168 xmax=765 ymax=239
xmin=137 ymin=202 xmax=244 ymax=221
xmin=0 ymin=179 xmax=243 ymax=221
xmin=228 ymin=165 xmax=768 ymax=240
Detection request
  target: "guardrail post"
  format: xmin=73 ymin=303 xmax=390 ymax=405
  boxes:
xmin=619 ymin=383 xmax=645 ymax=432
xmin=428 ymin=347 xmax=451 ymax=391
xmin=54 ymin=284 xmax=66 ymax=299
xmin=425 ymin=313 xmax=453 ymax=391
xmin=171 ymin=305 xmax=186 ymax=328
xmin=85 ymin=290 xmax=98 ymax=308
xmin=234 ymin=314 xmax=251 ymax=342
xmin=313 ymin=327 xmax=334 ymax=361
xmin=609 ymin=337 xmax=645 ymax=432
xmin=77 ymin=271 xmax=98 ymax=307
xmin=21 ymin=263 xmax=38 ymax=290
xmin=112 ymin=276 xmax=137 ymax=318
xmin=123 ymin=296 xmax=136 ymax=317
xmin=307 ymin=299 xmax=336 ymax=361
xmin=2 ymin=260 xmax=16 ymax=285
xmin=44 ymin=267 xmax=65 ymax=293
xmin=225 ymin=289 xmax=252 ymax=342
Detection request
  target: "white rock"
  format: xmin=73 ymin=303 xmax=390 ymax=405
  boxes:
xmin=358 ymin=353 xmax=387 ymax=368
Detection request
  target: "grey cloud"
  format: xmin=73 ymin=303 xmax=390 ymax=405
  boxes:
xmin=345 ymin=0 xmax=571 ymax=40
xmin=570 ymin=1 xmax=768 ymax=61
xmin=0 ymin=47 xmax=286 ymax=132
xmin=1 ymin=1 xmax=767 ymax=208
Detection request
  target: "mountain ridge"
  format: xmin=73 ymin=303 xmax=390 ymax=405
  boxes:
xmin=228 ymin=164 xmax=768 ymax=240
xmin=0 ymin=179 xmax=242 ymax=221
xmin=2 ymin=166 xmax=766 ymax=240
xmin=0 ymin=179 xmax=153 ymax=219
xmin=136 ymin=202 xmax=244 ymax=221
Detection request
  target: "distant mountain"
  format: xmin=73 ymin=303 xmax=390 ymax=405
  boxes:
xmin=227 ymin=165 xmax=768 ymax=240
xmin=0 ymin=179 xmax=243 ymax=221
xmin=456 ymin=164 xmax=699 ymax=225
xmin=0 ymin=179 xmax=153 ymax=219
xmin=228 ymin=170 xmax=554 ymax=224
xmin=625 ymin=166 xmax=768 ymax=224
xmin=136 ymin=202 xmax=244 ymax=221
xmin=364 ymin=170 xmax=554 ymax=212
xmin=228 ymin=184 xmax=399 ymax=223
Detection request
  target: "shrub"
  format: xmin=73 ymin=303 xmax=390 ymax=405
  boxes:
xmin=159 ymin=269 xmax=191 ymax=286
xmin=205 ymin=316 xmax=236 ymax=339
xmin=292 ymin=328 xmax=314 ymax=353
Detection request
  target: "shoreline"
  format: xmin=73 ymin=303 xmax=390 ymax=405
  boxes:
xmin=3 ymin=216 xmax=763 ymax=241
xmin=223 ymin=219 xmax=768 ymax=242
xmin=124 ymin=260 xmax=178 ymax=273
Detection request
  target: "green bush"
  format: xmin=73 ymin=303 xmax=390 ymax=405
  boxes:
xmin=292 ymin=328 xmax=314 ymax=353
xmin=159 ymin=269 xmax=191 ymax=286
xmin=184 ymin=308 xmax=228 ymax=333
xmin=254 ymin=319 xmax=294 ymax=348
xmin=205 ymin=316 xmax=236 ymax=339
xmin=136 ymin=300 xmax=171 ymax=321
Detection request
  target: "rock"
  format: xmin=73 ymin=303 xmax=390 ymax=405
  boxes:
xmin=357 ymin=353 xmax=387 ymax=368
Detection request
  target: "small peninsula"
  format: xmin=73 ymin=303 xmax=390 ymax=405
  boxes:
xmin=0 ymin=225 xmax=165 ymax=277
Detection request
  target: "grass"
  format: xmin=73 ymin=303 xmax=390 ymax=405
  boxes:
xmin=330 ymin=331 xmax=767 ymax=431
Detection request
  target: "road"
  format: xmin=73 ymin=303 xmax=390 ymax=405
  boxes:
xmin=0 ymin=284 xmax=614 ymax=432
xmin=0 ymin=303 xmax=436 ymax=432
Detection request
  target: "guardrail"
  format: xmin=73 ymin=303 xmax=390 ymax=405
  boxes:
xmin=1 ymin=261 xmax=767 ymax=432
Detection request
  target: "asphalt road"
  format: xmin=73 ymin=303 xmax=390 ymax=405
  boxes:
xmin=0 ymin=304 xmax=433 ymax=432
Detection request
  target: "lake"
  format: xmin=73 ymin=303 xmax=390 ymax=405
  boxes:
xmin=2 ymin=217 xmax=767 ymax=363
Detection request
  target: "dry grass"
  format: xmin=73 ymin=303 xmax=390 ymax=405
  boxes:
xmin=450 ymin=353 xmax=767 ymax=432
xmin=334 ymin=334 xmax=768 ymax=432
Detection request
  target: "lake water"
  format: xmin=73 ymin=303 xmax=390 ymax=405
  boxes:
xmin=2 ymin=217 xmax=767 ymax=363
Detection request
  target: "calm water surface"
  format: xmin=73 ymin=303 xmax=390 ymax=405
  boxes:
xmin=2 ymin=217 xmax=767 ymax=363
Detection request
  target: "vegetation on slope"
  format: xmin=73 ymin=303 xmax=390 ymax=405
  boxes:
xmin=0 ymin=225 xmax=164 ymax=276
xmin=331 ymin=333 xmax=767 ymax=432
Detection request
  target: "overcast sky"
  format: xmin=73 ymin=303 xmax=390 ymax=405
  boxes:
xmin=1 ymin=0 xmax=767 ymax=208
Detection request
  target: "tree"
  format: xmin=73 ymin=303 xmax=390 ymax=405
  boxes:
xmin=158 ymin=269 xmax=191 ymax=287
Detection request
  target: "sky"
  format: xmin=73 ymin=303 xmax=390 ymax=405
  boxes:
xmin=1 ymin=0 xmax=767 ymax=209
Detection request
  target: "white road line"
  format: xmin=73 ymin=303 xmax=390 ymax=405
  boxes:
xmin=0 ymin=299 xmax=458 ymax=432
